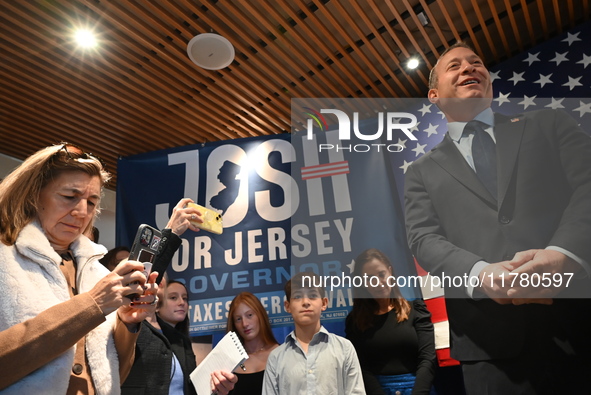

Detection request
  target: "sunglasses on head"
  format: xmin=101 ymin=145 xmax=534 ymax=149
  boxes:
xmin=55 ymin=143 xmax=107 ymax=171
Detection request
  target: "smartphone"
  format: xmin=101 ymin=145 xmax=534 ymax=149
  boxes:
xmin=185 ymin=202 xmax=224 ymax=234
xmin=126 ymin=224 xmax=162 ymax=298
xmin=128 ymin=224 xmax=163 ymax=263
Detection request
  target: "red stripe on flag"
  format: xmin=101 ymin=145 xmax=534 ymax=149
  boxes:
xmin=414 ymin=257 xmax=428 ymax=277
xmin=301 ymin=161 xmax=349 ymax=180
xmin=425 ymin=297 xmax=448 ymax=323
xmin=436 ymin=348 xmax=460 ymax=367
xmin=302 ymin=170 xmax=350 ymax=180
xmin=302 ymin=160 xmax=348 ymax=171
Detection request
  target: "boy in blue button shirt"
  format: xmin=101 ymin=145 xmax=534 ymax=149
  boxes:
xmin=262 ymin=272 xmax=365 ymax=394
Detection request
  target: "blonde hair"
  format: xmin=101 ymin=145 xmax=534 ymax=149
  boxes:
xmin=0 ymin=143 xmax=110 ymax=245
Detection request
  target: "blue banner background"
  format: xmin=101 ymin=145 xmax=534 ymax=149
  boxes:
xmin=117 ymin=124 xmax=415 ymax=337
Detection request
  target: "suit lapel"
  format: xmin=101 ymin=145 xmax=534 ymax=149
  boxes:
xmin=429 ymin=133 xmax=497 ymax=206
xmin=494 ymin=113 xmax=525 ymax=208
xmin=429 ymin=114 xmax=526 ymax=208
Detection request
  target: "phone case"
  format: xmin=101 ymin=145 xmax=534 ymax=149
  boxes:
xmin=185 ymin=202 xmax=224 ymax=234
xmin=128 ymin=224 xmax=163 ymax=263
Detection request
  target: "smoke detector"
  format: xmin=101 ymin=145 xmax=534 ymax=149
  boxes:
xmin=187 ymin=33 xmax=235 ymax=70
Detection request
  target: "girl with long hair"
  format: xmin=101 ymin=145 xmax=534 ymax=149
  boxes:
xmin=226 ymin=292 xmax=278 ymax=395
xmin=346 ymin=248 xmax=436 ymax=395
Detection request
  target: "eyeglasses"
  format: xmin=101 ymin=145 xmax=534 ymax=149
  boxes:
xmin=55 ymin=143 xmax=107 ymax=171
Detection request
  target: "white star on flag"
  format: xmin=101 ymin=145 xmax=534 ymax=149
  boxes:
xmin=523 ymin=52 xmax=540 ymax=66
xmin=397 ymin=138 xmax=408 ymax=149
xmin=508 ymin=72 xmax=526 ymax=85
xmin=418 ymin=104 xmax=432 ymax=116
xmin=489 ymin=70 xmax=501 ymax=83
xmin=411 ymin=143 xmax=427 ymax=157
xmin=546 ymin=98 xmax=566 ymax=109
xmin=423 ymin=123 xmax=439 ymax=137
xmin=494 ymin=92 xmax=511 ymax=106
xmin=577 ymin=54 xmax=591 ymax=68
xmin=562 ymin=32 xmax=582 ymax=46
xmin=534 ymin=74 xmax=553 ymax=88
xmin=387 ymin=22 xmax=591 ymax=208
xmin=518 ymin=95 xmax=537 ymax=110
xmin=409 ymin=121 xmax=420 ymax=133
xmin=562 ymin=76 xmax=583 ymax=91
xmin=550 ymin=52 xmax=569 ymax=65
xmin=400 ymin=160 xmax=413 ymax=173
xmin=573 ymin=101 xmax=591 ymax=117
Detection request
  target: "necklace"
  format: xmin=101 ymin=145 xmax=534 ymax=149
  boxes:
xmin=246 ymin=345 xmax=266 ymax=355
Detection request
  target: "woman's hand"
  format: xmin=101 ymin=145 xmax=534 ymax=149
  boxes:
xmin=87 ymin=260 xmax=153 ymax=316
xmin=166 ymin=197 xmax=203 ymax=236
xmin=117 ymin=269 xmax=160 ymax=328
xmin=211 ymin=370 xmax=237 ymax=395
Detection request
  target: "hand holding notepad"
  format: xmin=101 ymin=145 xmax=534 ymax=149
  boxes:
xmin=190 ymin=331 xmax=248 ymax=395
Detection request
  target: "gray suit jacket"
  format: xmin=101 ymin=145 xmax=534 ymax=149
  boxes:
xmin=404 ymin=109 xmax=591 ymax=361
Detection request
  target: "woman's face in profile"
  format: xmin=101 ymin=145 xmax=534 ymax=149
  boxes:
xmin=361 ymin=258 xmax=394 ymax=300
xmin=37 ymin=171 xmax=101 ymax=251
xmin=233 ymin=302 xmax=260 ymax=342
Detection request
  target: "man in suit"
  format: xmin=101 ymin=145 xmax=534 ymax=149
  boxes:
xmin=404 ymin=42 xmax=591 ymax=394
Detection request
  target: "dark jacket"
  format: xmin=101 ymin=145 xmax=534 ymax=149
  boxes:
xmin=405 ymin=109 xmax=591 ymax=361
xmin=122 ymin=229 xmax=196 ymax=394
xmin=121 ymin=316 xmax=197 ymax=395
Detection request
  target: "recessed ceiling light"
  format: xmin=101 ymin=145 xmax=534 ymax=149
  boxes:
xmin=74 ymin=29 xmax=97 ymax=48
xmin=407 ymin=57 xmax=420 ymax=69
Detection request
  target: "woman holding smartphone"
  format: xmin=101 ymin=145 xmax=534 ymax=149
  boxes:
xmin=122 ymin=278 xmax=197 ymax=395
xmin=121 ymin=198 xmax=236 ymax=395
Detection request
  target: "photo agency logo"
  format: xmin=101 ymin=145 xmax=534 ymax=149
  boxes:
xmin=304 ymin=106 xmax=418 ymax=152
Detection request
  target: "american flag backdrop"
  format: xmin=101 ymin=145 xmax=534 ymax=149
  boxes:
xmin=390 ymin=20 xmax=591 ymax=202
xmin=292 ymin=20 xmax=591 ymax=369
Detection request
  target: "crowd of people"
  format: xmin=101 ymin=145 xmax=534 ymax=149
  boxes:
xmin=2 ymin=38 xmax=590 ymax=395
xmin=0 ymin=142 xmax=434 ymax=394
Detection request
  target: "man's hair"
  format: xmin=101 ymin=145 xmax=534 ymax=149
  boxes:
xmin=428 ymin=41 xmax=475 ymax=90
xmin=284 ymin=271 xmax=326 ymax=301
xmin=0 ymin=143 xmax=110 ymax=246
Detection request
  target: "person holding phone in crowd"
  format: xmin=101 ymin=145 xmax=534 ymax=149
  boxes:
xmin=226 ymin=292 xmax=279 ymax=395
xmin=0 ymin=143 xmax=158 ymax=394
xmin=346 ymin=248 xmax=436 ymax=395
xmin=122 ymin=279 xmax=198 ymax=395
xmin=122 ymin=197 xmax=237 ymax=395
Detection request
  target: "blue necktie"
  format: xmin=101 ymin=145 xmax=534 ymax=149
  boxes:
xmin=466 ymin=121 xmax=497 ymax=199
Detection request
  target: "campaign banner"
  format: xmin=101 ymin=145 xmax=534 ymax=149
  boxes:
xmin=117 ymin=119 xmax=416 ymax=335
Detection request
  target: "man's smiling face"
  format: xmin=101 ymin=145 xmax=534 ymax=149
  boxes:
xmin=428 ymin=46 xmax=494 ymax=121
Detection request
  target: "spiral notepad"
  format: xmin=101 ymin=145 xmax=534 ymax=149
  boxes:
xmin=190 ymin=331 xmax=248 ymax=394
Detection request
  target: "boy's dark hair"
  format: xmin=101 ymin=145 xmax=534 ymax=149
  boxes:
xmin=284 ymin=271 xmax=326 ymax=301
